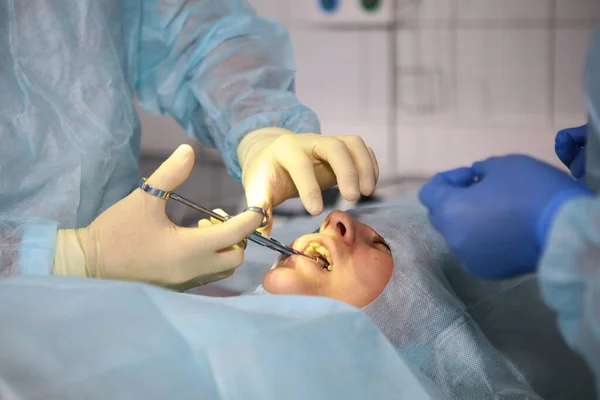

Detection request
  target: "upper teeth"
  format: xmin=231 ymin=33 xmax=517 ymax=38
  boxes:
xmin=306 ymin=242 xmax=333 ymax=270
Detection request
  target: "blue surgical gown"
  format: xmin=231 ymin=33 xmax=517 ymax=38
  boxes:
xmin=539 ymin=24 xmax=600 ymax=395
xmin=0 ymin=0 xmax=320 ymax=277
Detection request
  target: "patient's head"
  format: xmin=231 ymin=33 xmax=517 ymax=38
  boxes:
xmin=253 ymin=203 xmax=489 ymax=397
xmin=262 ymin=210 xmax=394 ymax=308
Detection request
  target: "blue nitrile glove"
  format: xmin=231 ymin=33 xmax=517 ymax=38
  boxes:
xmin=555 ymin=125 xmax=587 ymax=180
xmin=419 ymin=155 xmax=593 ymax=279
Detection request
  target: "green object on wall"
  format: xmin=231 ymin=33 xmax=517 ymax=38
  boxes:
xmin=360 ymin=0 xmax=381 ymax=12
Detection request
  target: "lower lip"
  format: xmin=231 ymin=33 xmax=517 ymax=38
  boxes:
xmin=277 ymin=255 xmax=291 ymax=265
xmin=276 ymin=253 xmax=328 ymax=272
xmin=298 ymin=254 xmax=330 ymax=271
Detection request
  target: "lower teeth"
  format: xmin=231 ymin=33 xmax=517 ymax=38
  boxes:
xmin=319 ymin=259 xmax=333 ymax=272
xmin=306 ymin=244 xmax=333 ymax=271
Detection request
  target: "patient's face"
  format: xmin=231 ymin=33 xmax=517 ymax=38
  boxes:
xmin=262 ymin=211 xmax=394 ymax=308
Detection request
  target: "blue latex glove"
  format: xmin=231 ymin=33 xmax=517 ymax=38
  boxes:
xmin=555 ymin=125 xmax=587 ymax=180
xmin=419 ymin=155 xmax=593 ymax=279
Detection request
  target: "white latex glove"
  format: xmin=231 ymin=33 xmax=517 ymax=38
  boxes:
xmin=237 ymin=128 xmax=379 ymax=234
xmin=53 ymin=145 xmax=263 ymax=291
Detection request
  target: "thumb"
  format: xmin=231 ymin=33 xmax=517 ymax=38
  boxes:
xmin=244 ymin=168 xmax=271 ymax=210
xmin=256 ymin=207 xmax=274 ymax=237
xmin=146 ymin=145 xmax=195 ymax=192
xmin=555 ymin=126 xmax=586 ymax=167
xmin=419 ymin=173 xmax=460 ymax=211
xmin=438 ymin=167 xmax=478 ymax=187
xmin=419 ymin=166 xmax=478 ymax=211
xmin=566 ymin=124 xmax=588 ymax=146
xmin=243 ymin=169 xmax=274 ymax=236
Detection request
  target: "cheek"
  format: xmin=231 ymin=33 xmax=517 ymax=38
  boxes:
xmin=351 ymin=253 xmax=394 ymax=305
xmin=373 ymin=256 xmax=394 ymax=292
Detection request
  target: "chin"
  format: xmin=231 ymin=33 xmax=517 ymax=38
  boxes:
xmin=262 ymin=268 xmax=308 ymax=296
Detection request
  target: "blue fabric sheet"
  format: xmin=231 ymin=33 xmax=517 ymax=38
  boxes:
xmin=0 ymin=276 xmax=446 ymax=399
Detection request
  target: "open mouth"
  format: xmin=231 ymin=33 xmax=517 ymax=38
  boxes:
xmin=304 ymin=242 xmax=333 ymax=271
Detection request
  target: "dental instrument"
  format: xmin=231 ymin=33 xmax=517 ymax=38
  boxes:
xmin=138 ymin=179 xmax=330 ymax=270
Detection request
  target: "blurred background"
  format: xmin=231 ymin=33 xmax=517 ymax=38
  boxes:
xmin=138 ymin=0 xmax=600 ymax=226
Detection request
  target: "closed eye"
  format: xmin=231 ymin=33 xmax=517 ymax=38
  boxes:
xmin=372 ymin=234 xmax=392 ymax=253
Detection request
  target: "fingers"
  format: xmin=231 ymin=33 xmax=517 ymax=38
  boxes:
xmin=191 ymin=212 xmax=246 ymax=282
xmin=257 ymin=207 xmax=274 ymax=237
xmin=470 ymin=155 xmax=502 ymax=178
xmin=338 ymin=136 xmax=378 ymax=196
xmin=311 ymin=136 xmax=361 ymax=201
xmin=211 ymin=208 xmax=249 ymax=248
xmin=556 ymin=125 xmax=587 ymax=167
xmin=146 ymin=145 xmax=195 ymax=191
xmin=555 ymin=132 xmax=578 ymax=167
xmin=419 ymin=171 xmax=467 ymax=211
xmin=198 ymin=209 xmax=250 ymax=247
xmin=419 ymin=167 xmax=480 ymax=237
xmin=143 ymin=145 xmax=195 ymax=210
xmin=244 ymin=134 xmax=379 ymax=218
xmin=570 ymin=151 xmax=586 ymax=179
xmin=274 ymin=146 xmax=324 ymax=215
xmin=566 ymin=124 xmax=588 ymax=146
xmin=243 ymin=178 xmax=274 ymax=234
xmin=197 ymin=208 xmax=228 ymax=228
xmin=242 ymin=184 xmax=274 ymax=235
xmin=244 ymin=180 xmax=271 ymax=213
xmin=197 ymin=219 xmax=213 ymax=228
xmin=211 ymin=208 xmax=229 ymax=224
xmin=444 ymin=167 xmax=478 ymax=186
xmin=368 ymin=146 xmax=380 ymax=184
xmin=182 ymin=208 xmax=263 ymax=250
xmin=419 ymin=174 xmax=449 ymax=211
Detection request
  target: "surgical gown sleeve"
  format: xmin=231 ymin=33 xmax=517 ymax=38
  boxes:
xmin=135 ymin=1 xmax=321 ymax=181
xmin=0 ymin=217 xmax=58 ymax=278
xmin=538 ymin=196 xmax=600 ymax=391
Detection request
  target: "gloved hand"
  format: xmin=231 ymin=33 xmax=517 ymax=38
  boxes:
xmin=237 ymin=128 xmax=379 ymax=234
xmin=555 ymin=124 xmax=587 ymax=180
xmin=419 ymin=155 xmax=593 ymax=279
xmin=52 ymin=145 xmax=264 ymax=291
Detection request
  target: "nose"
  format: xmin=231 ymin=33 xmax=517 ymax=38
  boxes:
xmin=321 ymin=210 xmax=355 ymax=244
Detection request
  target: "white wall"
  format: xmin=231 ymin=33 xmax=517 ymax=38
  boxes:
xmin=139 ymin=0 xmax=600 ymax=179
xmin=392 ymin=0 xmax=599 ymax=176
